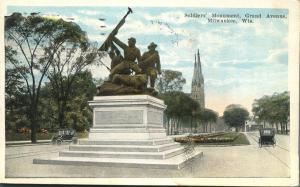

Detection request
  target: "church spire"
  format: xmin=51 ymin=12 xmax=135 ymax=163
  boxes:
xmin=197 ymin=49 xmax=202 ymax=73
xmin=191 ymin=49 xmax=205 ymax=109
xmin=192 ymin=53 xmax=197 ymax=84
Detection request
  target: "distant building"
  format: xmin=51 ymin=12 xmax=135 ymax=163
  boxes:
xmin=191 ymin=49 xmax=205 ymax=109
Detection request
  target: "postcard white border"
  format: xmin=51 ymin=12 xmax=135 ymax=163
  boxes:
xmin=0 ymin=0 xmax=299 ymax=186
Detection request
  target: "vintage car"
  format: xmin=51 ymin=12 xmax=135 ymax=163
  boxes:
xmin=51 ymin=129 xmax=77 ymax=145
xmin=258 ymin=128 xmax=276 ymax=147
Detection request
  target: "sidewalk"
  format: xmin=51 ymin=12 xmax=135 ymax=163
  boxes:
xmin=6 ymin=140 xmax=51 ymax=145
xmin=5 ymin=133 xmax=290 ymax=178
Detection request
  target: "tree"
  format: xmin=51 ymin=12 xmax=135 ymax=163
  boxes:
xmin=156 ymin=69 xmax=186 ymax=93
xmin=160 ymin=91 xmax=199 ymax=134
xmin=5 ymin=46 xmax=30 ymax=133
xmin=46 ymin=41 xmax=99 ymax=128
xmin=196 ymin=108 xmax=218 ymax=132
xmin=38 ymin=70 xmax=97 ymax=132
xmin=223 ymin=104 xmax=249 ymax=132
xmin=63 ymin=70 xmax=97 ymax=131
xmin=5 ymin=12 xmax=88 ymax=143
xmin=252 ymin=92 xmax=289 ymax=134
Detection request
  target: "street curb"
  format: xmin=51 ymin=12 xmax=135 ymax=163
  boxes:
xmin=5 ymin=138 xmax=88 ymax=145
xmin=5 ymin=140 xmax=51 ymax=145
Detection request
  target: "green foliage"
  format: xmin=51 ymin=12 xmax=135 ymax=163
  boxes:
xmin=223 ymin=105 xmax=249 ymax=131
xmin=252 ymin=91 xmax=289 ymax=124
xmin=194 ymin=108 xmax=218 ymax=132
xmin=160 ymin=91 xmax=199 ymax=119
xmin=39 ymin=70 xmax=96 ymax=132
xmin=196 ymin=108 xmax=218 ymax=123
xmin=5 ymin=12 xmax=94 ymax=142
xmin=156 ymin=69 xmax=186 ymax=93
xmin=159 ymin=91 xmax=199 ymax=134
xmin=252 ymin=91 xmax=289 ymax=133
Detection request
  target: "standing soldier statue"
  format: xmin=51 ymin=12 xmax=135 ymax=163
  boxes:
xmin=139 ymin=42 xmax=161 ymax=88
xmin=109 ymin=36 xmax=142 ymax=80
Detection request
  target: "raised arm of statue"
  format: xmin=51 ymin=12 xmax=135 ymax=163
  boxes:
xmin=112 ymin=36 xmax=127 ymax=50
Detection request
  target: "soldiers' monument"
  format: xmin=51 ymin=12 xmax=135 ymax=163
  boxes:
xmin=34 ymin=7 xmax=202 ymax=169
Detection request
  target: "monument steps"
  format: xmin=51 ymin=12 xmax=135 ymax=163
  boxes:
xmin=33 ymin=151 xmax=203 ymax=169
xmin=33 ymin=95 xmax=203 ymax=169
xmin=59 ymin=147 xmax=185 ymax=159
xmin=78 ymin=138 xmax=174 ymax=146
xmin=92 ymin=124 xmax=163 ymax=129
xmin=69 ymin=142 xmax=181 ymax=152
xmin=89 ymin=128 xmax=166 ymax=133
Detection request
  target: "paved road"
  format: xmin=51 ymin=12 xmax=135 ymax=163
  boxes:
xmin=5 ymin=132 xmax=290 ymax=178
xmin=246 ymin=132 xmax=290 ymax=168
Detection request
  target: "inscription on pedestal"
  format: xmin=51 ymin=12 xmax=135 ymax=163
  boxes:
xmin=95 ymin=110 xmax=143 ymax=124
xmin=147 ymin=110 xmax=163 ymax=124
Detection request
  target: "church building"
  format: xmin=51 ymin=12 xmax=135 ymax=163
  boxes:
xmin=191 ymin=50 xmax=205 ymax=109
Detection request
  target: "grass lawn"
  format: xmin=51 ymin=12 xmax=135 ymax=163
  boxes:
xmin=232 ymin=133 xmax=250 ymax=145
xmin=5 ymin=132 xmax=89 ymax=141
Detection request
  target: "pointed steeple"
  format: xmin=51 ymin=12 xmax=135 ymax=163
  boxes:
xmin=192 ymin=53 xmax=197 ymax=85
xmin=191 ymin=49 xmax=205 ymax=109
xmin=197 ymin=49 xmax=202 ymax=73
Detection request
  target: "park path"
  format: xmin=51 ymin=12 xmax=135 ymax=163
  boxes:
xmin=5 ymin=133 xmax=290 ymax=178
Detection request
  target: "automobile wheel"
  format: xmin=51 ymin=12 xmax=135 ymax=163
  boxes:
xmin=51 ymin=139 xmax=56 ymax=145
xmin=56 ymin=139 xmax=62 ymax=145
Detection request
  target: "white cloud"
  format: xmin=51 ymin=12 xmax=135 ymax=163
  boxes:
xmin=143 ymin=11 xmax=188 ymax=25
xmin=266 ymin=48 xmax=288 ymax=64
xmin=119 ymin=20 xmax=176 ymax=36
xmin=78 ymin=10 xmax=103 ymax=16
xmin=237 ymin=21 xmax=282 ymax=37
xmin=87 ymin=55 xmax=111 ymax=80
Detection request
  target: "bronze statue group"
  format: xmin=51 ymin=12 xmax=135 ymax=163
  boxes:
xmin=97 ymin=8 xmax=161 ymax=96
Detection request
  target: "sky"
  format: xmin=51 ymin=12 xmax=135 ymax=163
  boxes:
xmin=6 ymin=6 xmax=289 ymax=115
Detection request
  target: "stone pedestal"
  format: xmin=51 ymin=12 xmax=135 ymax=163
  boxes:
xmin=33 ymin=95 xmax=202 ymax=169
xmin=88 ymin=95 xmax=167 ymax=140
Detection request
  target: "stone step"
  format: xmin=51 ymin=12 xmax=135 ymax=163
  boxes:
xmin=33 ymin=150 xmax=203 ymax=169
xmin=89 ymin=128 xmax=166 ymax=133
xmin=59 ymin=147 xmax=185 ymax=160
xmin=78 ymin=138 xmax=174 ymax=146
xmin=69 ymin=143 xmax=181 ymax=152
xmin=92 ymin=124 xmax=163 ymax=129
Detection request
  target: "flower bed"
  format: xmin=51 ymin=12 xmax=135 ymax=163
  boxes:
xmin=175 ymin=132 xmax=241 ymax=144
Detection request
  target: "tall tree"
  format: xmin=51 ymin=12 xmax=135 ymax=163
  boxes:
xmin=223 ymin=104 xmax=249 ymax=132
xmin=252 ymin=92 xmax=289 ymax=134
xmin=160 ymin=91 xmax=199 ymax=134
xmin=64 ymin=70 xmax=97 ymax=131
xmin=5 ymin=46 xmax=30 ymax=133
xmin=38 ymin=70 xmax=97 ymax=132
xmin=46 ymin=41 xmax=99 ymax=128
xmin=5 ymin=12 xmax=88 ymax=142
xmin=156 ymin=69 xmax=186 ymax=93
xmin=196 ymin=108 xmax=218 ymax=132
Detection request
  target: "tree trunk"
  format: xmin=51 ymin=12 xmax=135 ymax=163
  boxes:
xmin=166 ymin=119 xmax=170 ymax=135
xmin=190 ymin=116 xmax=193 ymax=133
xmin=30 ymin=105 xmax=38 ymax=143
